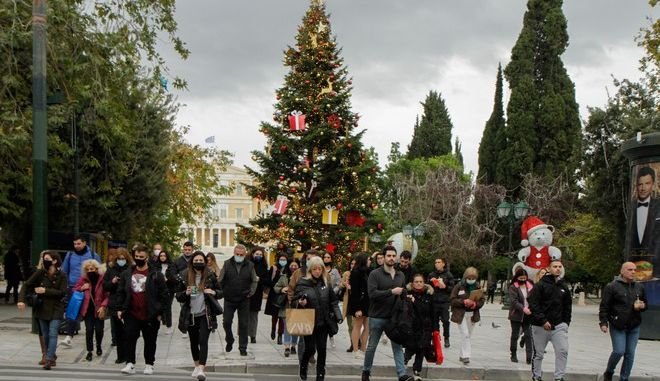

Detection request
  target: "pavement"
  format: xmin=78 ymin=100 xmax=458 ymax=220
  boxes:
xmin=0 ymin=282 xmax=659 ymax=380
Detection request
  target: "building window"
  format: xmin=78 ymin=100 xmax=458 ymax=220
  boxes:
xmin=212 ymin=229 xmax=219 ymax=248
xmin=235 ymin=185 xmax=243 ymax=196
xmin=211 ymin=208 xmax=219 ymax=220
xmin=219 ymin=204 xmax=228 ymax=219
xmin=221 ymin=229 xmax=227 ymax=247
xmin=236 ymin=208 xmax=243 ymax=219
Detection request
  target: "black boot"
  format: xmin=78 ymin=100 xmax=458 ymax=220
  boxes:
xmin=316 ymin=367 xmax=325 ymax=381
xmin=444 ymin=337 xmax=450 ymax=348
xmin=510 ymin=352 xmax=518 ymax=363
xmin=299 ymin=363 xmax=308 ymax=380
xmin=361 ymin=370 xmax=370 ymax=381
xmin=277 ymin=334 xmax=283 ymax=345
xmin=96 ymin=344 xmax=102 ymax=356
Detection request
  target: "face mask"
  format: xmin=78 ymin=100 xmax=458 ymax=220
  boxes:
xmin=88 ymin=272 xmax=98 ymax=281
xmin=153 ymin=249 xmax=161 ymax=257
xmin=234 ymin=255 xmax=245 ymax=263
xmin=42 ymin=260 xmax=53 ymax=269
xmin=518 ymin=279 xmax=526 ymax=284
xmin=134 ymin=258 xmax=146 ymax=267
xmin=193 ymin=262 xmax=206 ymax=271
xmin=466 ymin=279 xmax=476 ymax=285
xmin=253 ymin=255 xmax=262 ymax=262
xmin=116 ymin=259 xmax=127 ymax=267
xmin=278 ymin=260 xmax=288 ymax=267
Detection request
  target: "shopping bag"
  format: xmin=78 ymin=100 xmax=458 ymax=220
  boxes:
xmin=65 ymin=291 xmax=85 ymax=321
xmin=432 ymin=330 xmax=444 ymax=364
xmin=285 ymin=307 xmax=315 ymax=336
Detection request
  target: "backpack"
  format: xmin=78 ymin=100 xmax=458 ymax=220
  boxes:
xmin=384 ymin=292 xmax=416 ymax=349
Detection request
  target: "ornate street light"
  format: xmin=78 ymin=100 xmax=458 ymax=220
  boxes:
xmin=497 ymin=200 xmax=529 ymax=308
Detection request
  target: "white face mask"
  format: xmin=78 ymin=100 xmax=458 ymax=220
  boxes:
xmin=466 ymin=279 xmax=476 ymax=285
xmin=153 ymin=249 xmax=161 ymax=256
xmin=234 ymin=255 xmax=245 ymax=263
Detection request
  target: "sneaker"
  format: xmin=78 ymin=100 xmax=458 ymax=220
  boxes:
xmin=444 ymin=337 xmax=450 ymax=348
xmin=197 ymin=369 xmax=206 ymax=381
xmin=413 ymin=370 xmax=422 ymax=381
xmin=603 ymin=372 xmax=613 ymax=381
xmin=192 ymin=366 xmax=200 ymax=379
xmin=143 ymin=364 xmax=154 ymax=375
xmin=381 ymin=336 xmax=389 ymax=344
xmin=329 ymin=336 xmax=336 ymax=348
xmin=284 ymin=348 xmax=290 ymax=357
xmin=353 ymin=350 xmax=364 ymax=359
xmin=531 ymin=377 xmax=543 ymax=381
xmin=59 ymin=336 xmax=72 ymax=348
xmin=121 ymin=363 xmax=135 ymax=375
xmin=459 ymin=357 xmax=470 ymax=365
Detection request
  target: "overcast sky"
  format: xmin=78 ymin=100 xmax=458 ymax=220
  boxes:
xmin=163 ymin=0 xmax=656 ymax=176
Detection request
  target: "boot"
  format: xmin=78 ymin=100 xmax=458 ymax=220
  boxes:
xmin=361 ymin=370 xmax=370 ymax=381
xmin=277 ymin=334 xmax=283 ymax=345
xmin=43 ymin=359 xmax=55 ymax=370
xmin=271 ymin=329 xmax=276 ymax=340
xmin=510 ymin=352 xmax=518 ymax=363
xmin=299 ymin=363 xmax=308 ymax=380
xmin=444 ymin=337 xmax=450 ymax=348
xmin=96 ymin=344 xmax=102 ymax=356
xmin=38 ymin=335 xmax=46 ymax=365
xmin=316 ymin=366 xmax=325 ymax=381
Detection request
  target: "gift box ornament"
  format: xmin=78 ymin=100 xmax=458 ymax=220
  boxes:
xmin=288 ymin=110 xmax=306 ymax=131
xmin=273 ymin=196 xmax=289 ymax=215
xmin=322 ymin=205 xmax=339 ymax=225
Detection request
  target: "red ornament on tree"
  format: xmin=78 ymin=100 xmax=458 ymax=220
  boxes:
xmin=288 ymin=110 xmax=306 ymax=131
xmin=377 ymin=223 xmax=383 ymax=230
xmin=336 ymin=202 xmax=343 ymax=210
xmin=327 ymin=114 xmax=341 ymax=129
xmin=280 ymin=145 xmax=288 ymax=152
xmin=325 ymin=242 xmax=336 ymax=254
xmin=345 ymin=210 xmax=365 ymax=227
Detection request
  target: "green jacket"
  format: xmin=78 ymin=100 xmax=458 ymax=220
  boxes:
xmin=20 ymin=269 xmax=68 ymax=321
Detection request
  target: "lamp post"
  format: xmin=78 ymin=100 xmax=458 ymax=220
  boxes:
xmin=496 ymin=201 xmax=529 ymax=308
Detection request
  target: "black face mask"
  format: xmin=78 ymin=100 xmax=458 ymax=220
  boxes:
xmin=42 ymin=260 xmax=53 ymax=269
xmin=88 ymin=272 xmax=99 ymax=282
xmin=134 ymin=258 xmax=147 ymax=267
xmin=518 ymin=279 xmax=526 ymax=284
xmin=193 ymin=263 xmax=206 ymax=271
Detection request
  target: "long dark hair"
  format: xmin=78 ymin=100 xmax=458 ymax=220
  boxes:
xmin=353 ymin=253 xmax=369 ymax=272
xmin=158 ymin=250 xmax=172 ymax=264
xmin=186 ymin=251 xmax=209 ymax=286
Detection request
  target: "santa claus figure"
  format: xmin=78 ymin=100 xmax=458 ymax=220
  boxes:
xmin=514 ymin=216 xmax=562 ymax=280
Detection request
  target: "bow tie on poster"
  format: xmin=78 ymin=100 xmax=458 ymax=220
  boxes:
xmin=638 ymin=202 xmax=649 ymax=208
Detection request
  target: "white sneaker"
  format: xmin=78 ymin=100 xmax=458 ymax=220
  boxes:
xmin=143 ymin=364 xmax=154 ymax=375
xmin=329 ymin=336 xmax=336 ymax=348
xmin=381 ymin=336 xmax=389 ymax=344
xmin=353 ymin=350 xmax=364 ymax=359
xmin=181 ymin=332 xmax=188 ymax=339
xmin=121 ymin=362 xmax=135 ymax=375
xmin=59 ymin=335 xmax=72 ymax=348
xmin=197 ymin=369 xmax=206 ymax=381
xmin=192 ymin=366 xmax=200 ymax=379
xmin=163 ymin=327 xmax=173 ymax=335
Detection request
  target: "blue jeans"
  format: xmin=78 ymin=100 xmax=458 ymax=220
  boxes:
xmin=363 ymin=317 xmax=406 ymax=378
xmin=282 ymin=318 xmax=299 ymax=346
xmin=39 ymin=319 xmax=61 ymax=360
xmin=606 ymin=325 xmax=640 ymax=381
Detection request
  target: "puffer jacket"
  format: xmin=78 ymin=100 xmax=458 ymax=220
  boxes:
xmin=19 ymin=268 xmax=67 ymax=321
xmin=599 ymin=276 xmax=647 ymax=330
xmin=407 ymin=283 xmax=438 ymax=350
xmin=293 ymin=276 xmax=342 ymax=328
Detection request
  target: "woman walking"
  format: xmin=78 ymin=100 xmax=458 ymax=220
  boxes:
xmin=347 ymin=253 xmax=370 ymax=357
xmin=450 ymin=267 xmax=485 ymax=365
xmin=156 ymin=250 xmax=177 ymax=334
xmin=264 ymin=253 xmax=287 ymax=344
xmin=274 ymin=258 xmax=300 ymax=357
xmin=175 ymin=251 xmax=222 ymax=381
xmin=294 ymin=257 xmax=342 ymax=381
xmin=73 ymin=259 xmax=109 ymax=361
xmin=508 ymin=268 xmax=534 ymax=364
xmin=247 ymin=246 xmax=269 ymax=343
xmin=405 ymin=274 xmax=437 ymax=381
xmin=17 ymin=251 xmax=67 ymax=370
xmin=103 ymin=247 xmax=133 ymax=364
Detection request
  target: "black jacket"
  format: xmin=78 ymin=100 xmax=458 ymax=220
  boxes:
xmin=175 ymin=271 xmax=223 ymax=331
xmin=103 ymin=263 xmax=130 ymax=313
xmin=407 ymin=283 xmax=438 ymax=350
xmin=115 ymin=266 xmax=169 ymax=321
xmin=367 ymin=266 xmax=406 ymax=318
xmin=395 ymin=263 xmax=416 ymax=285
xmin=528 ymin=274 xmax=572 ymax=328
xmin=249 ymin=258 xmax=269 ymax=311
xmin=293 ymin=277 xmax=342 ymax=327
xmin=428 ymin=269 xmax=455 ymax=305
xmin=599 ymin=276 xmax=647 ymax=330
xmin=347 ymin=267 xmax=370 ymax=316
xmin=218 ymin=257 xmax=257 ymax=303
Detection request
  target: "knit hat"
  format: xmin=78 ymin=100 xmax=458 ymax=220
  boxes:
xmin=520 ymin=216 xmax=547 ymax=247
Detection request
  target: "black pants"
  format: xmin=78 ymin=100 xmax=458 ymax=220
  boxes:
xmin=405 ymin=347 xmax=425 ymax=373
xmin=111 ymin=315 xmax=126 ymax=361
xmin=436 ymin=303 xmax=451 ymax=339
xmin=4 ymin=279 xmax=19 ymax=303
xmin=301 ymin=324 xmax=328 ymax=377
xmin=124 ymin=314 xmax=160 ymax=365
xmin=163 ymin=293 xmax=174 ymax=328
xmin=188 ymin=315 xmax=211 ymax=365
xmin=271 ymin=315 xmax=284 ymax=335
xmin=223 ymin=299 xmax=249 ymax=351
xmin=83 ymin=312 xmax=104 ymax=352
xmin=510 ymin=319 xmax=532 ymax=361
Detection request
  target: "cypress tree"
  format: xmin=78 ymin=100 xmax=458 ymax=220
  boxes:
xmin=477 ymin=64 xmax=506 ymax=184
xmin=496 ymin=0 xmax=581 ymax=193
xmin=454 ymin=137 xmax=464 ymax=168
xmin=407 ymin=91 xmax=453 ymax=159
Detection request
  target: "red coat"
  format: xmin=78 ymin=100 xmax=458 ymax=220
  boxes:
xmin=73 ymin=272 xmax=109 ymax=319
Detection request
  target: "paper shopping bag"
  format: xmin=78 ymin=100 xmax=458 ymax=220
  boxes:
xmin=285 ymin=307 xmax=315 ymax=336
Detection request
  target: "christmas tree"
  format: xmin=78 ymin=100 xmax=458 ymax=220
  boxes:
xmin=238 ymin=0 xmax=385 ymax=257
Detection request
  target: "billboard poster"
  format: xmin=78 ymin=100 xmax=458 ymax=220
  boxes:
xmin=627 ymin=162 xmax=660 ymax=281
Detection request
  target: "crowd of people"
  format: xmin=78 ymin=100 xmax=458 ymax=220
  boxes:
xmin=9 ymin=236 xmax=649 ymax=381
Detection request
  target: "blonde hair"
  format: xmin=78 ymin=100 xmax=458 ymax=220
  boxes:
xmin=304 ymin=256 xmax=328 ymax=286
xmin=81 ymin=259 xmax=101 ymax=273
xmin=463 ymin=266 xmax=478 ymax=279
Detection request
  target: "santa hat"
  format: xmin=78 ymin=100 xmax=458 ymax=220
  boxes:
xmin=520 ymin=216 xmax=547 ymax=247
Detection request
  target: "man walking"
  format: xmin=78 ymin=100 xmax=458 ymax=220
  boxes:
xmin=60 ymin=235 xmax=100 ymax=347
xmin=116 ymin=245 xmax=168 ymax=375
xmin=428 ymin=257 xmax=454 ymax=348
xmin=174 ymin=241 xmax=194 ymax=273
xmin=528 ymin=259 xmax=572 ymax=381
xmin=218 ymin=244 xmax=257 ymax=356
xmin=395 ymin=250 xmax=416 ymax=284
xmin=599 ymin=262 xmax=648 ymax=381
xmin=361 ymin=245 xmax=414 ymax=381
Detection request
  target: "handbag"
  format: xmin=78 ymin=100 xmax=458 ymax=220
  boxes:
xmin=205 ymin=294 xmax=223 ymax=316
xmin=65 ymin=290 xmax=85 ymax=321
xmin=286 ymin=305 xmax=315 ymax=336
xmin=26 ymin=291 xmax=42 ymax=309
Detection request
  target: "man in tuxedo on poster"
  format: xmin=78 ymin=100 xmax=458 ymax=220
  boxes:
xmin=629 ymin=166 xmax=660 ymax=278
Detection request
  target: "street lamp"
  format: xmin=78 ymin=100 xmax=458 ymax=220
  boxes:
xmin=402 ymin=223 xmax=425 ymax=253
xmin=497 ymin=201 xmax=529 ymax=308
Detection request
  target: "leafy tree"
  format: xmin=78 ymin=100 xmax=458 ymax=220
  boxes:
xmin=496 ymin=0 xmax=581 ymax=195
xmin=478 ymin=64 xmax=506 ymax=185
xmin=407 ymin=91 xmax=453 ymax=159
xmin=239 ymin=2 xmax=384 ymax=256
